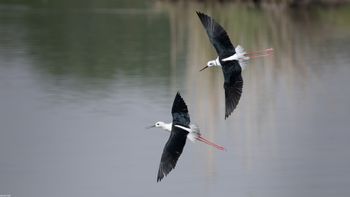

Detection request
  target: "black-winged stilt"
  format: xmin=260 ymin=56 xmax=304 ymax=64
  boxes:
xmin=196 ymin=11 xmax=273 ymax=119
xmin=147 ymin=92 xmax=225 ymax=182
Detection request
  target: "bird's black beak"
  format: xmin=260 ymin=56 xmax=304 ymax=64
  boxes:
xmin=199 ymin=65 xmax=208 ymax=72
xmin=146 ymin=125 xmax=155 ymax=129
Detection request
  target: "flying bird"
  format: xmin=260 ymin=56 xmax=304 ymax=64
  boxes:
xmin=196 ymin=11 xmax=273 ymax=119
xmin=147 ymin=92 xmax=225 ymax=182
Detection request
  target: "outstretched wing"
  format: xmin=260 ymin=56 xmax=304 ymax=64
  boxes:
xmin=196 ymin=11 xmax=235 ymax=58
xmin=171 ymin=92 xmax=190 ymax=127
xmin=222 ymin=62 xmax=243 ymax=119
xmin=157 ymin=126 xmax=188 ymax=182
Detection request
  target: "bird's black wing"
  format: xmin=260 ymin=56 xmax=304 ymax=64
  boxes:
xmin=222 ymin=61 xmax=243 ymax=119
xmin=196 ymin=11 xmax=235 ymax=58
xmin=157 ymin=125 xmax=188 ymax=182
xmin=171 ymin=92 xmax=190 ymax=127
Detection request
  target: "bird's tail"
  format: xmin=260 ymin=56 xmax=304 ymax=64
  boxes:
xmin=235 ymin=45 xmax=246 ymax=54
xmin=190 ymin=124 xmax=200 ymax=134
xmin=187 ymin=124 xmax=200 ymax=142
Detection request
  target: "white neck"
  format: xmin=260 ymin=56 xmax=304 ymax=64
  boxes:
xmin=160 ymin=122 xmax=172 ymax=132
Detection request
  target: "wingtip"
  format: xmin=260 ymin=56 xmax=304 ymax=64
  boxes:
xmin=157 ymin=171 xmax=166 ymax=182
xmin=224 ymin=112 xmax=231 ymax=119
xmin=175 ymin=91 xmax=182 ymax=98
xmin=157 ymin=172 xmax=163 ymax=182
xmin=196 ymin=11 xmax=206 ymax=18
xmin=172 ymin=91 xmax=189 ymax=115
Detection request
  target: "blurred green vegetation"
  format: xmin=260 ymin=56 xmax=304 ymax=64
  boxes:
xmin=26 ymin=13 xmax=169 ymax=78
xmin=157 ymin=0 xmax=350 ymax=6
xmin=0 ymin=0 xmax=152 ymax=9
xmin=317 ymin=5 xmax=350 ymax=27
xmin=0 ymin=2 xmax=172 ymax=92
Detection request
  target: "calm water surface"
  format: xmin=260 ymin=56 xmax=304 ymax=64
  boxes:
xmin=0 ymin=1 xmax=350 ymax=197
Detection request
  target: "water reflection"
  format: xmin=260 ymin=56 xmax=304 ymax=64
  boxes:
xmin=0 ymin=1 xmax=350 ymax=197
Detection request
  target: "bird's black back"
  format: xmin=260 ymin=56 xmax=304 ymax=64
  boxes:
xmin=196 ymin=11 xmax=235 ymax=58
xmin=171 ymin=92 xmax=190 ymax=127
xmin=157 ymin=125 xmax=188 ymax=182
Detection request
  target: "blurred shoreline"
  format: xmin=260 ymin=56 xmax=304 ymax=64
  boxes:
xmin=157 ymin=0 xmax=350 ymax=7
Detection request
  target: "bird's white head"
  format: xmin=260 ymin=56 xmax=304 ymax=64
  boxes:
xmin=146 ymin=121 xmax=172 ymax=132
xmin=207 ymin=60 xmax=217 ymax=67
xmin=199 ymin=57 xmax=221 ymax=72
xmin=154 ymin=121 xmax=165 ymax=128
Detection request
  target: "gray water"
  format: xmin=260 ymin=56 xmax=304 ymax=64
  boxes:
xmin=1 ymin=1 xmax=350 ymax=197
